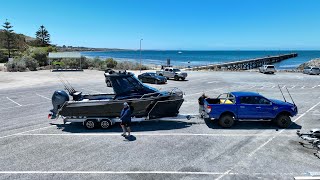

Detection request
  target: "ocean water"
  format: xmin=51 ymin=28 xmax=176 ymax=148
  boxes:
xmin=81 ymin=50 xmax=320 ymax=69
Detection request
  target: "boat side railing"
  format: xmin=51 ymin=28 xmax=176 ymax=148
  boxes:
xmin=140 ymin=92 xmax=161 ymax=99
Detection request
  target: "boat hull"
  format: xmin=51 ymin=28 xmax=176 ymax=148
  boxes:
xmin=59 ymin=96 xmax=183 ymax=119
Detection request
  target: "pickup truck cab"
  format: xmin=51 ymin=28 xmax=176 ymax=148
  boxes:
xmin=203 ymin=92 xmax=298 ymax=128
xmin=156 ymin=67 xmax=188 ymax=81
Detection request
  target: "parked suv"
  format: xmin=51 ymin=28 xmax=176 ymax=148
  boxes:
xmin=156 ymin=67 xmax=188 ymax=80
xmin=259 ymin=65 xmax=276 ymax=74
xmin=303 ymin=66 xmax=320 ymax=75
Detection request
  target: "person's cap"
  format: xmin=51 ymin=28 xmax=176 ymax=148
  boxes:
xmin=123 ymin=102 xmax=128 ymax=106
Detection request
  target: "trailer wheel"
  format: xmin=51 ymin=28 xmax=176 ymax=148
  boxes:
xmin=276 ymin=114 xmax=291 ymax=128
xmin=219 ymin=114 xmax=234 ymax=128
xmin=84 ymin=119 xmax=96 ymax=129
xmin=100 ymin=119 xmax=112 ymax=129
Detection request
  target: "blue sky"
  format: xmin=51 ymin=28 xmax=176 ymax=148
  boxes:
xmin=0 ymin=0 xmax=319 ymax=50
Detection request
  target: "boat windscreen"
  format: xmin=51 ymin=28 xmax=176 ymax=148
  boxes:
xmin=110 ymin=75 xmax=158 ymax=96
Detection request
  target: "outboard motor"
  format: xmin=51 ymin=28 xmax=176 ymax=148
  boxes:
xmin=49 ymin=90 xmax=69 ymax=119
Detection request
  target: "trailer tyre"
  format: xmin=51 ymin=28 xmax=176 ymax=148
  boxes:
xmin=84 ymin=119 xmax=96 ymax=129
xmin=100 ymin=119 xmax=112 ymax=129
xmin=219 ymin=114 xmax=234 ymax=128
xmin=276 ymin=114 xmax=291 ymax=128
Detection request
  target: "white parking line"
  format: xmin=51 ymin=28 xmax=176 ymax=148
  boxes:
xmin=0 ymin=171 xmax=226 ymax=175
xmin=36 ymin=93 xmax=51 ymax=100
xmin=6 ymin=97 xmax=22 ymax=106
xmin=0 ymin=171 xmax=298 ymax=175
xmin=248 ymin=100 xmax=320 ymax=157
xmin=18 ymin=133 xmax=296 ymax=137
xmin=0 ymin=126 xmax=53 ymax=140
xmin=216 ymin=170 xmax=231 ymax=180
xmin=217 ymin=101 xmax=320 ymax=180
xmin=0 ymin=102 xmax=49 ymax=111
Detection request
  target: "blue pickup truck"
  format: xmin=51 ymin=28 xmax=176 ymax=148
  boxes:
xmin=203 ymin=92 xmax=298 ymax=128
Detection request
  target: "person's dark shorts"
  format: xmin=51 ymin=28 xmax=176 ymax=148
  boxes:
xmin=120 ymin=121 xmax=131 ymax=127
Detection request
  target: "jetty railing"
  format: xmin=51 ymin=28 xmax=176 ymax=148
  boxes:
xmin=192 ymin=53 xmax=298 ymax=71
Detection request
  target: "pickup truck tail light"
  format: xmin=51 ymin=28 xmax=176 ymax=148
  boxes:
xmin=206 ymin=105 xmax=212 ymax=113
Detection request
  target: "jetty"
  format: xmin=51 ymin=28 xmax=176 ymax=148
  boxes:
xmin=192 ymin=53 xmax=298 ymax=71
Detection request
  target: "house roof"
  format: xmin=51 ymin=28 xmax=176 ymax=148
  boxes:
xmin=48 ymin=52 xmax=81 ymax=58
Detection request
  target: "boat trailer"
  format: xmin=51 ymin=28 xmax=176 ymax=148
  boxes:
xmin=56 ymin=114 xmax=194 ymax=129
xmin=297 ymin=129 xmax=320 ymax=158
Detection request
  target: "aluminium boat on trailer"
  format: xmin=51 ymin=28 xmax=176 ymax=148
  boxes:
xmin=49 ymin=70 xmax=185 ymax=128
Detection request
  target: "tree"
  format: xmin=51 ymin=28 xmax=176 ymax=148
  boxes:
xmin=35 ymin=25 xmax=50 ymax=46
xmin=2 ymin=19 xmax=15 ymax=59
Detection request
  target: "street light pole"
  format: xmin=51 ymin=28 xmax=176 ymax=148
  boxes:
xmin=140 ymin=38 xmax=143 ymax=73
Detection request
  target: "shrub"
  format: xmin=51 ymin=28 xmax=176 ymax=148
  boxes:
xmin=5 ymin=58 xmax=27 ymax=72
xmin=0 ymin=52 xmax=7 ymax=63
xmin=25 ymin=47 xmax=55 ymax=67
xmin=116 ymin=61 xmax=149 ymax=70
xmin=23 ymin=56 xmax=39 ymax=71
xmin=31 ymin=48 xmax=48 ymax=66
xmin=105 ymin=58 xmax=117 ymax=68
xmin=79 ymin=56 xmax=92 ymax=69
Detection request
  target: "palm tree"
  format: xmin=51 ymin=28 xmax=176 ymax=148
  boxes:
xmin=36 ymin=25 xmax=50 ymax=46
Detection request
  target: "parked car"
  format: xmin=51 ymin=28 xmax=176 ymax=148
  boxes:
xmin=156 ymin=67 xmax=188 ymax=80
xmin=203 ymin=91 xmax=298 ymax=128
xmin=138 ymin=72 xmax=167 ymax=84
xmin=303 ymin=66 xmax=320 ymax=75
xmin=259 ymin=65 xmax=276 ymax=74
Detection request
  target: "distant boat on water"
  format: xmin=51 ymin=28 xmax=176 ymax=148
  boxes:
xmin=178 ymin=51 xmax=182 ymax=54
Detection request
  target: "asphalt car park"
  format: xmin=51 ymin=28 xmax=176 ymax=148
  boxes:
xmin=0 ymin=70 xmax=320 ymax=180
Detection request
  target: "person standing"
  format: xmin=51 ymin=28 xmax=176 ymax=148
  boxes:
xmin=120 ymin=102 xmax=132 ymax=137
xmin=198 ymin=93 xmax=207 ymax=118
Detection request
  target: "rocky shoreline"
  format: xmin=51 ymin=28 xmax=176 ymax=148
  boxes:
xmin=297 ymin=58 xmax=320 ymax=70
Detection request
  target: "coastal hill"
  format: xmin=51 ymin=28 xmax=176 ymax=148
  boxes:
xmin=0 ymin=30 xmax=124 ymax=53
xmin=0 ymin=30 xmax=35 ymax=51
xmin=56 ymin=45 xmax=126 ymax=52
xmin=297 ymin=58 xmax=320 ymax=70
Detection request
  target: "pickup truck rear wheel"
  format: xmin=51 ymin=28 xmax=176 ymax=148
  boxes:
xmin=276 ymin=114 xmax=291 ymax=128
xmin=181 ymin=77 xmax=185 ymax=81
xmin=219 ymin=114 xmax=234 ymax=128
xmin=174 ymin=75 xmax=179 ymax=81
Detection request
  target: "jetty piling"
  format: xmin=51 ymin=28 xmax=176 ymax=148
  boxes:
xmin=192 ymin=53 xmax=298 ymax=71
